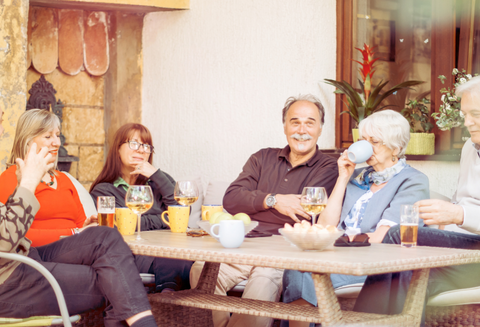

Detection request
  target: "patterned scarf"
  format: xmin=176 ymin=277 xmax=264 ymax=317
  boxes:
xmin=352 ymin=158 xmax=407 ymax=190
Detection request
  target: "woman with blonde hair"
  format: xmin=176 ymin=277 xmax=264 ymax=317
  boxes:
xmin=0 ymin=109 xmax=97 ymax=247
xmin=0 ymin=107 xmax=158 ymax=327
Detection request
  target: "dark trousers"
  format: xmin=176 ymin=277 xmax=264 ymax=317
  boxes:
xmin=135 ymin=255 xmax=193 ymax=292
xmin=354 ymin=226 xmax=480 ymax=325
xmin=0 ymin=227 xmax=151 ymax=327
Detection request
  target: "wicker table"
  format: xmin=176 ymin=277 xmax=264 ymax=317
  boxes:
xmin=125 ymin=230 xmax=480 ymax=327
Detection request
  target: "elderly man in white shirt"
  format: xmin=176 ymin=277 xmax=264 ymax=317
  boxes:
xmin=354 ymin=75 xmax=480 ymax=323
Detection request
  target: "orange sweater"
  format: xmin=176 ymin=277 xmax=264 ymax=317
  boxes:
xmin=0 ymin=166 xmax=86 ymax=247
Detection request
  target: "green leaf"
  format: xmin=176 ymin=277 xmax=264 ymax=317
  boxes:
xmin=370 ymin=80 xmax=424 ymax=111
xmin=357 ymin=106 xmax=366 ymax=122
xmin=325 ymin=79 xmax=364 ymax=123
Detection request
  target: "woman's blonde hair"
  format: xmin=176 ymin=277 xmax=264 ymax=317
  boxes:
xmin=8 ymin=109 xmax=61 ymax=170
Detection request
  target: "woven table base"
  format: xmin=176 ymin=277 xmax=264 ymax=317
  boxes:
xmin=73 ymin=299 xmax=212 ymax=327
xmin=426 ymin=304 xmax=480 ymax=327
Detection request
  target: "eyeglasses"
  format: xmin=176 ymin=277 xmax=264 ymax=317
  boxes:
xmin=359 ymin=138 xmax=386 ymax=148
xmin=124 ymin=141 xmax=154 ymax=153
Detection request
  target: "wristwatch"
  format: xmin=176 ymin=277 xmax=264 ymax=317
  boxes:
xmin=266 ymin=193 xmax=277 ymax=208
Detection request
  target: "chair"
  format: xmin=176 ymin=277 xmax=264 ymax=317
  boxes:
xmin=421 ymin=190 xmax=480 ymax=326
xmin=0 ymin=252 xmax=80 ymax=326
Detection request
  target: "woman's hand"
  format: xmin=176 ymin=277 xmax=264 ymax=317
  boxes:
xmin=337 ymin=151 xmax=356 ymax=180
xmin=78 ymin=223 xmax=98 ymax=232
xmin=83 ymin=214 xmax=98 ymax=227
xmin=130 ymin=161 xmax=158 ymax=178
xmin=16 ymin=144 xmax=54 ymax=193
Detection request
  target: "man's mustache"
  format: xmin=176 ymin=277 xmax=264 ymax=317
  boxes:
xmin=290 ymin=133 xmax=313 ymax=141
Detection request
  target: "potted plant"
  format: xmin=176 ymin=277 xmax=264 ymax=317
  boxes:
xmin=432 ymin=68 xmax=478 ymax=140
xmin=401 ymin=98 xmax=435 ymax=155
xmin=325 ymin=44 xmax=424 ymax=141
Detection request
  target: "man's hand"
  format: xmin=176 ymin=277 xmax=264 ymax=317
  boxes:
xmin=16 ymin=144 xmax=53 ymax=193
xmin=415 ymin=199 xmax=464 ymax=226
xmin=271 ymin=194 xmax=310 ymax=223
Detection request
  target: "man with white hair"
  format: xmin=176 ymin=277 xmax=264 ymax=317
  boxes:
xmin=354 ymin=75 xmax=480 ymax=322
xmin=190 ymin=94 xmax=338 ymax=327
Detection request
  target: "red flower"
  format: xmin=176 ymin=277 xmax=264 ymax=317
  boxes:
xmin=353 ymin=44 xmax=379 ymax=101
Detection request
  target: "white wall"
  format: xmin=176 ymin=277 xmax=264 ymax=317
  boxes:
xmin=142 ymin=0 xmax=337 ymax=185
xmin=142 ymin=0 xmax=461 ymax=197
xmin=407 ymin=160 xmax=459 ymax=199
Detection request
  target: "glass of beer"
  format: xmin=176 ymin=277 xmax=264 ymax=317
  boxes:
xmin=174 ymin=180 xmax=199 ymax=207
xmin=125 ymin=185 xmax=154 ymax=240
xmin=300 ymin=187 xmax=328 ymax=225
xmin=97 ymin=196 xmax=115 ymax=228
xmin=400 ymin=204 xmax=419 ymax=248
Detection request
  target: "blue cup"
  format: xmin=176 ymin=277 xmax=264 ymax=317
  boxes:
xmin=347 ymin=140 xmax=374 ymax=163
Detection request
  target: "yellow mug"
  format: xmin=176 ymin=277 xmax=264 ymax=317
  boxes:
xmin=161 ymin=205 xmax=190 ymax=233
xmin=201 ymin=205 xmax=223 ymax=221
xmin=115 ymin=208 xmax=137 ymax=236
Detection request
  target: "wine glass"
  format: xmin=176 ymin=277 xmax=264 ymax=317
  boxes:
xmin=125 ymin=185 xmax=154 ymax=240
xmin=174 ymin=180 xmax=199 ymax=206
xmin=300 ymin=187 xmax=328 ymax=225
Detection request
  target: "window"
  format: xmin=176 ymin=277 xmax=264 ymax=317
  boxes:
xmin=335 ymin=0 xmax=480 ymax=152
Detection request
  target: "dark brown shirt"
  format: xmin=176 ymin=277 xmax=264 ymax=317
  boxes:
xmin=223 ymin=146 xmax=338 ymax=234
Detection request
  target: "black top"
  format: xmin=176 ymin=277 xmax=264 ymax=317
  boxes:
xmin=90 ymin=170 xmax=178 ymax=231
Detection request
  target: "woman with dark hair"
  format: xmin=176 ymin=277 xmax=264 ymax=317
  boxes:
xmin=90 ymin=123 xmax=193 ymax=293
xmin=90 ymin=123 xmax=175 ymax=230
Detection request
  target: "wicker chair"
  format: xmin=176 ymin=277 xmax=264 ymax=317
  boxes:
xmin=425 ymin=284 xmax=480 ymax=327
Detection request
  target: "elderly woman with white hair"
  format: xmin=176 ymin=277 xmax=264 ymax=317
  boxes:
xmin=281 ymin=109 xmax=429 ymax=327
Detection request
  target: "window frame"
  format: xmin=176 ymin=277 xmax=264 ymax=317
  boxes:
xmin=335 ymin=0 xmax=473 ymax=153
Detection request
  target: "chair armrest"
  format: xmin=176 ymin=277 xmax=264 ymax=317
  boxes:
xmin=0 ymin=252 xmax=72 ymax=327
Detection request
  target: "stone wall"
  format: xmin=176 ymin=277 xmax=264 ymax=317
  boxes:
xmin=27 ymin=69 xmax=105 ymax=190
xmin=0 ymin=0 xmax=29 ymax=170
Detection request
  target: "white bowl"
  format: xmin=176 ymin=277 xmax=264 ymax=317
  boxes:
xmin=279 ymin=228 xmax=344 ymax=251
xmin=198 ymin=220 xmax=259 ymax=241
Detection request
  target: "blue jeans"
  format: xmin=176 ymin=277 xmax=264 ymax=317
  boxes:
xmin=354 ymin=225 xmax=480 ymax=325
xmin=280 ymin=270 xmax=367 ymax=327
xmin=0 ymin=227 xmax=151 ymax=327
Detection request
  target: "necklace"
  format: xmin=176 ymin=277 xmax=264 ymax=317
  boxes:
xmin=41 ymin=171 xmax=55 ymax=186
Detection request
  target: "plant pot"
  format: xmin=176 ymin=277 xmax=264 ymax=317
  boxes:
xmin=352 ymin=129 xmax=359 ymax=142
xmin=405 ymin=133 xmax=435 ymax=155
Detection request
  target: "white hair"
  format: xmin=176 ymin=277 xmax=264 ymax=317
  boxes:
xmin=358 ymin=109 xmax=411 ymax=159
xmin=456 ymin=75 xmax=480 ymax=98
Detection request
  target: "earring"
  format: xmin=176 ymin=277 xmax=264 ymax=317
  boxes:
xmin=392 ymin=156 xmax=396 ymax=162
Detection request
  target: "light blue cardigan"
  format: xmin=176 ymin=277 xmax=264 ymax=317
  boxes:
xmin=339 ymin=165 xmax=430 ymax=233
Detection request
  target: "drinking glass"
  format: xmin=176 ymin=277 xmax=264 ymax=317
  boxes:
xmin=125 ymin=185 xmax=154 ymax=240
xmin=174 ymin=180 xmax=199 ymax=206
xmin=300 ymin=187 xmax=328 ymax=225
xmin=97 ymin=196 xmax=115 ymax=228
xmin=400 ymin=204 xmax=419 ymax=248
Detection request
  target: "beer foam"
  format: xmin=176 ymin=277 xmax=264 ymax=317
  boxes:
xmin=99 ymin=208 xmax=115 ymax=214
